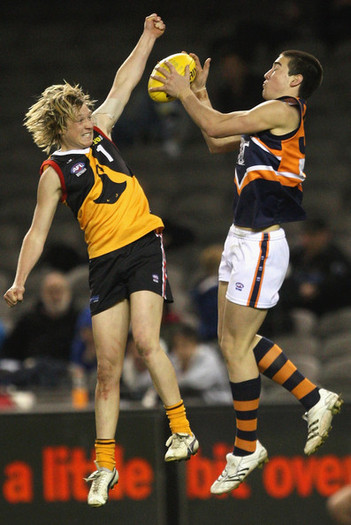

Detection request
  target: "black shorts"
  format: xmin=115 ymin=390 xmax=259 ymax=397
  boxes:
xmin=89 ymin=231 xmax=173 ymax=316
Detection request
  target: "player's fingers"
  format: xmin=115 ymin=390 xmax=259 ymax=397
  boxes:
xmin=154 ymin=19 xmax=165 ymax=31
xmin=155 ymin=64 xmax=170 ymax=77
xmin=150 ymin=74 xmax=166 ymax=86
xmin=3 ymin=292 xmax=17 ymax=307
xmin=203 ymin=57 xmax=212 ymax=71
xmin=149 ymin=85 xmax=165 ymax=93
xmin=189 ymin=52 xmax=199 ymax=62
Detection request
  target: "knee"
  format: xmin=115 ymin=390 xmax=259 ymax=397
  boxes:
xmin=219 ymin=335 xmax=253 ymax=370
xmin=133 ymin=333 xmax=160 ymax=363
xmin=96 ymin=358 xmax=120 ymax=386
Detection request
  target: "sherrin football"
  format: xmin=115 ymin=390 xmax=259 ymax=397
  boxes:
xmin=148 ymin=52 xmax=196 ymax=103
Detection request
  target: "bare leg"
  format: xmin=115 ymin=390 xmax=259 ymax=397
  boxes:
xmin=130 ymin=290 xmax=181 ymax=406
xmin=92 ymin=300 xmax=130 ymax=439
xmin=217 ymin=281 xmax=267 ymax=382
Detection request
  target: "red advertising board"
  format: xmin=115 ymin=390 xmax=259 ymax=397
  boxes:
xmin=0 ymin=404 xmax=349 ymax=525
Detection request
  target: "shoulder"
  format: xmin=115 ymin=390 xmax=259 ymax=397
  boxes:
xmin=259 ymin=98 xmax=301 ymax=135
xmin=40 ymin=165 xmax=62 ymax=188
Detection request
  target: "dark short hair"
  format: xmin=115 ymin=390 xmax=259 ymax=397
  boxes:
xmin=282 ymin=50 xmax=323 ymax=99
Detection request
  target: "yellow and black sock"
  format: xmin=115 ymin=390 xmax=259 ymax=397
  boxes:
xmin=253 ymin=337 xmax=320 ymax=410
xmin=165 ymin=399 xmax=192 ymax=435
xmin=95 ymin=439 xmax=116 ymax=471
xmin=230 ymin=376 xmax=261 ymax=456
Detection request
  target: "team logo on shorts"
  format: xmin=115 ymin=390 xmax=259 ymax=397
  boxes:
xmin=152 ymin=274 xmax=159 ymax=284
xmin=235 ymin=282 xmax=244 ymax=291
xmin=71 ymin=161 xmax=87 ymax=177
xmin=90 ymin=295 xmax=99 ymax=304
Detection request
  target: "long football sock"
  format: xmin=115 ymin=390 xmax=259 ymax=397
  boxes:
xmin=231 ymin=376 xmax=261 ymax=456
xmin=95 ymin=439 xmax=116 ymax=471
xmin=165 ymin=399 xmax=192 ymax=435
xmin=253 ymin=336 xmax=320 ymax=410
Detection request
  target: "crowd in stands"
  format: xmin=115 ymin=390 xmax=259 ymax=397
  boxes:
xmin=1 ymin=212 xmax=351 ymax=410
xmin=1 ymin=0 xmax=351 ymax=410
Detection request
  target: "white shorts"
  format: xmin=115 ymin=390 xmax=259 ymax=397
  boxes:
xmin=218 ymin=225 xmax=290 ymax=309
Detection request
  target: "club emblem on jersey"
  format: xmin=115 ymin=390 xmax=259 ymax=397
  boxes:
xmin=71 ymin=161 xmax=87 ymax=177
xmin=93 ymin=167 xmax=127 ymax=204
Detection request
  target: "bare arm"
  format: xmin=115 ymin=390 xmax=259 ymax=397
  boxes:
xmin=3 ymin=167 xmax=61 ymax=307
xmin=93 ymin=13 xmax=165 ymax=137
xmin=151 ymin=61 xmax=300 ymax=138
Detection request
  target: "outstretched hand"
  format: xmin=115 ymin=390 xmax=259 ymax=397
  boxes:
xmin=187 ymin=52 xmax=211 ymax=92
xmin=144 ymin=13 xmax=166 ymax=38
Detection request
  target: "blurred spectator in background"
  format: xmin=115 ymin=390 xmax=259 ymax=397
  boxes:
xmin=327 ymin=484 xmax=351 ymax=525
xmin=190 ymin=244 xmax=222 ymax=343
xmin=279 ymin=217 xmax=351 ymax=317
xmin=121 ymin=333 xmax=158 ymax=407
xmin=169 ymin=323 xmax=231 ymax=405
xmin=314 ymin=0 xmax=351 ymax=51
xmin=2 ymin=271 xmax=79 ymax=386
xmin=40 ymin=241 xmax=87 ymax=272
xmin=209 ymin=38 xmax=262 ymax=114
xmin=70 ymin=305 xmax=96 ymax=404
xmin=0 ymin=319 xmax=6 ymax=353
xmin=70 ymin=306 xmax=96 ymax=373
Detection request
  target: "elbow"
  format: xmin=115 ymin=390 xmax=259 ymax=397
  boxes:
xmin=204 ymin=124 xmax=218 ymax=139
xmin=207 ymin=144 xmax=221 ymax=154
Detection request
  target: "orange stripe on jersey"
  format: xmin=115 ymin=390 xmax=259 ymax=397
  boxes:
xmin=247 ymin=233 xmax=270 ymax=308
xmin=235 ymin=168 xmax=304 ymax=195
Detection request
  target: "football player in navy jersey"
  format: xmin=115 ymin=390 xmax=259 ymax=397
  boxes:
xmin=152 ymin=49 xmax=343 ymax=494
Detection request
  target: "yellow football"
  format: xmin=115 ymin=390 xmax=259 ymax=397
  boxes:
xmin=148 ymin=52 xmax=196 ymax=103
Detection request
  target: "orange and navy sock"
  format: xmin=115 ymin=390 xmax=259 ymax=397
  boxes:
xmin=253 ymin=337 xmax=320 ymax=410
xmin=95 ymin=439 xmax=116 ymax=471
xmin=230 ymin=376 xmax=261 ymax=457
xmin=165 ymin=399 xmax=192 ymax=435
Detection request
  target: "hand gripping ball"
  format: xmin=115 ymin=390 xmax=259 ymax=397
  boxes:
xmin=148 ymin=52 xmax=196 ymax=103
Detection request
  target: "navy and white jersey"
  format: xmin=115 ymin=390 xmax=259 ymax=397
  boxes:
xmin=233 ymin=96 xmax=307 ymax=229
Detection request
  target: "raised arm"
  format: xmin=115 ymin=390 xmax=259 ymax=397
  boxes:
xmin=93 ymin=13 xmax=165 ymax=137
xmin=151 ymin=60 xmax=300 ymax=139
xmin=3 ymin=168 xmax=61 ymax=307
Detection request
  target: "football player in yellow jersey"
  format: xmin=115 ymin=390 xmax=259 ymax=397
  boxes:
xmin=152 ymin=50 xmax=343 ymax=493
xmin=3 ymin=14 xmax=198 ymax=507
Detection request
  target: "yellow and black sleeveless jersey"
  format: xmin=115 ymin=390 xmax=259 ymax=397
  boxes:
xmin=233 ymin=96 xmax=307 ymax=228
xmin=40 ymin=127 xmax=163 ymax=258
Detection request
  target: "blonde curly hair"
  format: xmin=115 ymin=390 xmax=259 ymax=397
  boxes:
xmin=24 ymin=82 xmax=95 ymax=154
